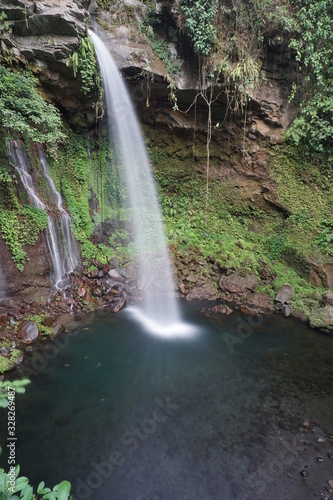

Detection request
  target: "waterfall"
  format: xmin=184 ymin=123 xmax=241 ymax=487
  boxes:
xmin=7 ymin=140 xmax=79 ymax=288
xmin=89 ymin=30 xmax=191 ymax=335
xmin=38 ymin=148 xmax=80 ymax=282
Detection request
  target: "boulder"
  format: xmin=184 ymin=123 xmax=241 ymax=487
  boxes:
xmin=275 ymin=284 xmax=294 ymax=304
xmin=111 ymin=297 xmax=126 ymax=313
xmin=186 ymin=283 xmax=218 ymax=301
xmin=77 ymin=282 xmax=86 ymax=297
xmin=17 ymin=320 xmax=39 ymax=343
xmin=274 ymin=283 xmax=294 ymax=317
xmin=209 ymin=304 xmax=233 ymax=315
xmin=0 ymin=313 xmax=8 ymax=329
xmin=186 ymin=274 xmax=198 ymax=283
xmin=322 ymin=291 xmax=333 ymax=306
xmin=247 ymin=293 xmax=272 ymax=311
xmin=53 ymin=324 xmax=66 ymax=335
xmin=309 ymin=306 xmax=333 ymax=331
xmin=43 ymin=315 xmax=55 ymax=327
xmin=219 ymin=271 xmax=258 ymax=294
xmin=108 ymin=269 xmax=125 ymax=282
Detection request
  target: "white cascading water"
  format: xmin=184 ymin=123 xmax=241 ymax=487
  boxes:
xmin=7 ymin=140 xmax=78 ymax=288
xmin=89 ymin=30 xmax=193 ymax=337
xmin=38 ymin=148 xmax=80 ymax=282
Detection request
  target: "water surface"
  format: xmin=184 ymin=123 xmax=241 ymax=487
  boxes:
xmin=1 ymin=302 xmax=333 ymax=500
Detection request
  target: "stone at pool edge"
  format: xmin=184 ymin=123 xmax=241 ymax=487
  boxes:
xmin=274 ymin=283 xmax=295 ymax=317
xmin=322 ymin=291 xmax=333 ymax=306
xmin=17 ymin=320 xmax=39 ymax=343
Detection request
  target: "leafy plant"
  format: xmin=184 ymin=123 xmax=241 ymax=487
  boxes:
xmin=0 ymin=66 xmax=66 ymax=157
xmin=67 ymin=37 xmax=102 ymax=98
xmin=0 ymin=379 xmax=72 ymax=499
xmin=140 ymin=6 xmax=180 ymax=81
xmin=181 ymin=0 xmax=218 ymax=56
xmin=287 ymin=0 xmax=333 ymax=153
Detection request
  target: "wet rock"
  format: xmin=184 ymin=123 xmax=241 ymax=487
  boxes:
xmin=178 ymin=283 xmax=186 ymax=294
xmin=17 ymin=320 xmax=39 ymax=343
xmin=0 ymin=313 xmax=8 ymax=329
xmin=218 ymin=271 xmax=258 ymax=294
xmin=274 ymin=283 xmax=294 ymax=316
xmin=309 ymin=305 xmax=333 ymax=331
xmin=186 ymin=274 xmax=198 ymax=283
xmin=247 ymin=292 xmax=272 ymax=311
xmin=241 ymin=305 xmax=261 ymax=316
xmin=111 ymin=297 xmax=126 ymax=313
xmin=110 ymin=257 xmax=120 ymax=268
xmin=186 ymin=283 xmax=218 ymax=301
xmin=88 ymin=269 xmax=99 ymax=279
xmin=0 ymin=346 xmax=10 ymax=355
xmin=108 ymin=269 xmax=125 ymax=282
xmin=209 ymin=304 xmax=233 ymax=315
xmin=77 ymin=282 xmax=86 ymax=297
xmin=323 ymin=291 xmax=333 ymax=306
xmin=43 ymin=315 xmax=55 ymax=327
xmin=53 ymin=324 xmax=66 ymax=335
xmin=275 ymin=283 xmax=294 ymax=304
xmin=92 ymin=287 xmax=102 ymax=297
xmin=328 ymin=479 xmax=333 ymax=489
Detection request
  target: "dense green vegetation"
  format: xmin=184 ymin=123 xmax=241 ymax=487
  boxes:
xmin=149 ymin=130 xmax=331 ymax=317
xmin=0 ymin=67 xmax=65 ymax=157
xmin=0 ymin=159 xmax=49 ymax=271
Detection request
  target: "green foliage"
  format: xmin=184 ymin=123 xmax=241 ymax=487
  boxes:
xmin=181 ymin=0 xmax=218 ymax=56
xmin=0 ymin=349 xmax=22 ymax=375
xmin=0 ymin=67 xmax=66 ymax=157
xmin=316 ymin=218 xmax=333 ymax=256
xmin=0 ymin=205 xmax=49 ymax=271
xmin=287 ymin=0 xmax=333 ymax=153
xmin=140 ymin=5 xmax=180 ymax=80
xmin=67 ymin=37 xmax=102 ymax=97
xmin=0 ymin=379 xmax=30 ymax=408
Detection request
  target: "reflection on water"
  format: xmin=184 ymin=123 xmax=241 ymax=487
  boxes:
xmin=1 ymin=301 xmax=333 ymax=500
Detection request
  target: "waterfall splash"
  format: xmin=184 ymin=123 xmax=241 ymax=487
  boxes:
xmin=89 ymin=30 xmax=192 ymax=337
xmin=7 ymin=140 xmax=79 ymax=289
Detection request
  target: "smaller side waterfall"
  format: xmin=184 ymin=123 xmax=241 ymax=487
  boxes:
xmin=7 ymin=140 xmax=79 ymax=288
xmin=38 ymin=148 xmax=80 ymax=282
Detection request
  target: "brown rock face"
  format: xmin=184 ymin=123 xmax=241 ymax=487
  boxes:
xmin=0 ymin=232 xmax=51 ymax=301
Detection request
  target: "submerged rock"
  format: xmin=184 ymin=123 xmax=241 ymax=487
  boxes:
xmin=207 ymin=304 xmax=233 ymax=315
xmin=17 ymin=320 xmax=39 ymax=343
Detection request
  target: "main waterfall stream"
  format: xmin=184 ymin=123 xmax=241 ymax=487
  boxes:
xmin=89 ymin=30 xmax=189 ymax=336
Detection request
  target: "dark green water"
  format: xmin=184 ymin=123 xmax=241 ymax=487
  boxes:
xmin=1 ymin=301 xmax=333 ymax=500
